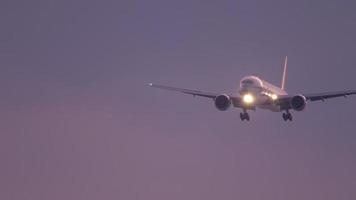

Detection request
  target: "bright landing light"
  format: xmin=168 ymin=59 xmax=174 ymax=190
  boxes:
xmin=271 ymin=94 xmax=278 ymax=100
xmin=243 ymin=94 xmax=254 ymax=104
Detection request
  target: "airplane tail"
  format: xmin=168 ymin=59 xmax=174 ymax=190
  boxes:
xmin=281 ymin=56 xmax=288 ymax=90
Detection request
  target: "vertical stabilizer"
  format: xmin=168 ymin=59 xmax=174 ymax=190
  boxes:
xmin=281 ymin=56 xmax=288 ymax=90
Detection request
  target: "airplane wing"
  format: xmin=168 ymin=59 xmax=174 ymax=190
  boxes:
xmin=303 ymin=90 xmax=356 ymax=101
xmin=148 ymin=83 xmax=219 ymax=98
xmin=148 ymin=83 xmax=246 ymax=108
xmin=275 ymin=90 xmax=356 ymax=109
xmin=277 ymin=90 xmax=356 ymax=102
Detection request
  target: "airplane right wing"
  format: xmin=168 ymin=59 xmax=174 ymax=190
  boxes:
xmin=303 ymin=90 xmax=356 ymax=101
xmin=274 ymin=89 xmax=356 ymax=110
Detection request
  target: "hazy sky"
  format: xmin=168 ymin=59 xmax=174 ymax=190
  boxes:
xmin=1 ymin=0 xmax=356 ymax=199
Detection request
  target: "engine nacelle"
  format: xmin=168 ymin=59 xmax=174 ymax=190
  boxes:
xmin=214 ymin=94 xmax=231 ymax=111
xmin=290 ymin=95 xmax=307 ymax=111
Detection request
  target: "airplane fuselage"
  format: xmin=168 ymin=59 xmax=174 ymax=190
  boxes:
xmin=239 ymin=76 xmax=287 ymax=112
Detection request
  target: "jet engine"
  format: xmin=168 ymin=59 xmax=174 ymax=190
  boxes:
xmin=214 ymin=94 xmax=231 ymax=111
xmin=290 ymin=95 xmax=307 ymax=111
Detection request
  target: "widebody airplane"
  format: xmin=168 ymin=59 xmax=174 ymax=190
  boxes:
xmin=149 ymin=57 xmax=356 ymax=121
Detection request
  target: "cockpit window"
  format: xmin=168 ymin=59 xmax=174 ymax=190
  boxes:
xmin=242 ymin=80 xmax=254 ymax=84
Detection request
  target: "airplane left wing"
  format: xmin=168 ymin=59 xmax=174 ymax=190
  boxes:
xmin=148 ymin=83 xmax=245 ymax=108
xmin=148 ymin=83 xmax=218 ymax=98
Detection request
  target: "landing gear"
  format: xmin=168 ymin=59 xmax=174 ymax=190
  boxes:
xmin=282 ymin=111 xmax=293 ymax=121
xmin=240 ymin=109 xmax=250 ymax=121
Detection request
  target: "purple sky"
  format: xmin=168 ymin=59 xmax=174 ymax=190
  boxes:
xmin=1 ymin=0 xmax=356 ymax=199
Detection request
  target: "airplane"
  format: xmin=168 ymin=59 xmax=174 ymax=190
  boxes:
xmin=149 ymin=57 xmax=356 ymax=121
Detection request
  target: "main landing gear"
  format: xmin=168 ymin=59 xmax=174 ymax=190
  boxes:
xmin=240 ymin=109 xmax=250 ymax=121
xmin=282 ymin=110 xmax=293 ymax=121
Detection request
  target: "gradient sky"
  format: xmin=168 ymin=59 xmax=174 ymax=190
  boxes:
xmin=1 ymin=0 xmax=356 ymax=199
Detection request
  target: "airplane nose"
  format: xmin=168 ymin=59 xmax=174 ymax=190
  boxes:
xmin=240 ymin=88 xmax=248 ymax=94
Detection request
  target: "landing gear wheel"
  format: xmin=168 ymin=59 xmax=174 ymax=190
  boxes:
xmin=240 ymin=112 xmax=250 ymax=121
xmin=288 ymin=113 xmax=293 ymax=121
xmin=282 ymin=112 xmax=293 ymax=121
xmin=245 ymin=113 xmax=250 ymax=121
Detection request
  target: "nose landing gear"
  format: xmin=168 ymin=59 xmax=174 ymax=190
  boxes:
xmin=282 ymin=110 xmax=293 ymax=121
xmin=240 ymin=109 xmax=250 ymax=121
